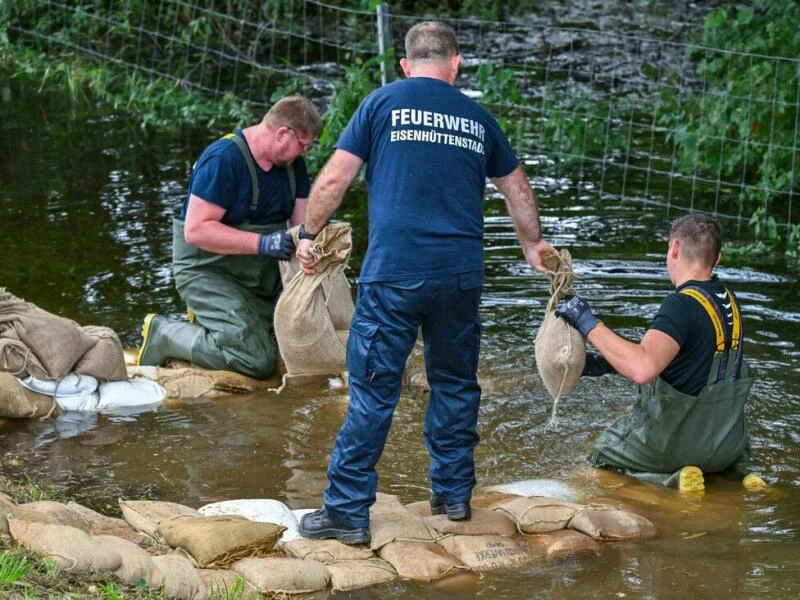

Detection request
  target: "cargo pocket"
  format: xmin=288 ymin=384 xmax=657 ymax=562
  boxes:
xmin=347 ymin=314 xmax=379 ymax=382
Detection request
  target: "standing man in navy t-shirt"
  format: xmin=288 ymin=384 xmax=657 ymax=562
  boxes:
xmin=297 ymin=21 xmax=554 ymax=545
xmin=136 ymin=96 xmax=323 ymax=379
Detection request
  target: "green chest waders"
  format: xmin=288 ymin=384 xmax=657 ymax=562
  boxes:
xmin=589 ymin=285 xmax=753 ymax=475
xmin=170 ymin=133 xmax=295 ymax=379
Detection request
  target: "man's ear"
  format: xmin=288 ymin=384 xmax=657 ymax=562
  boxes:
xmin=714 ymin=252 xmax=721 ymax=267
xmin=669 ymin=238 xmax=680 ymax=259
xmin=400 ymin=57 xmax=411 ymax=78
xmin=450 ymin=54 xmax=462 ymax=79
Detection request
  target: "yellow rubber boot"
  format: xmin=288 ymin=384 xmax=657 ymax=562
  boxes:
xmin=742 ymin=473 xmax=768 ymax=491
xmin=678 ymin=465 xmax=705 ymax=493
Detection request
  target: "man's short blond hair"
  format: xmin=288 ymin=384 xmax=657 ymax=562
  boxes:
xmin=263 ymin=95 xmax=323 ymax=138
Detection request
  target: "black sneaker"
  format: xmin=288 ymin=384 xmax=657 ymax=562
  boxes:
xmin=298 ymin=508 xmax=370 ymax=545
xmin=429 ymin=493 xmax=471 ymax=521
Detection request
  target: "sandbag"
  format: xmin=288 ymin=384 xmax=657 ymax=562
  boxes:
xmin=525 ymin=529 xmax=600 ymax=559
xmin=231 ymin=556 xmax=330 ymax=594
xmin=7 ymin=515 xmax=122 ymax=572
xmin=494 ymin=496 xmax=585 ymax=534
xmin=72 ymin=325 xmax=128 ymax=381
xmin=437 ymin=534 xmax=535 ymax=572
xmin=0 ymin=372 xmax=58 ymax=419
xmin=198 ymin=498 xmax=299 ymax=542
xmin=533 ymin=248 xmax=585 ymax=425
xmin=126 ymin=366 xmax=264 ymax=399
xmin=422 ymin=508 xmax=518 ymax=537
xmin=119 ymin=499 xmax=200 ymax=538
xmin=0 ymin=288 xmax=96 ymax=379
xmin=151 ymin=554 xmax=207 ymax=600
xmin=66 ymin=501 xmax=144 ymax=543
xmin=274 ymin=223 xmax=355 ymax=385
xmin=15 ymin=500 xmax=90 ymax=530
xmin=198 ymin=569 xmax=261 ymax=600
xmin=94 ymin=534 xmax=162 ymax=586
xmin=156 ymin=515 xmax=285 ymax=568
xmin=568 ymin=507 xmax=657 ymax=539
xmin=0 ymin=493 xmax=17 ymax=534
xmin=282 ymin=538 xmax=374 ymax=563
xmin=377 ymin=540 xmax=462 ymax=581
xmin=326 ymin=557 xmax=397 ymax=591
xmin=369 ymin=493 xmax=437 ymax=551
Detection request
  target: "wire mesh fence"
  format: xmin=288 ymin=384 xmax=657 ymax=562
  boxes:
xmin=5 ymin=0 xmax=798 ymax=234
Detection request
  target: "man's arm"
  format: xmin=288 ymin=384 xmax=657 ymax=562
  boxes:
xmin=184 ymin=194 xmax=259 ymax=254
xmin=290 ymin=197 xmax=308 ymax=227
xmin=297 ymin=149 xmax=363 ymax=273
xmin=586 ymin=326 xmax=680 ymax=385
xmin=491 ymin=164 xmax=553 ymax=273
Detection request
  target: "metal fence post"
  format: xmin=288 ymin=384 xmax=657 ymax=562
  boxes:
xmin=376 ymin=4 xmax=394 ymax=86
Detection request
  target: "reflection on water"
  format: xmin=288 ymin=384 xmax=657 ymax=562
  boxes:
xmin=2 ymin=82 xmax=800 ymax=597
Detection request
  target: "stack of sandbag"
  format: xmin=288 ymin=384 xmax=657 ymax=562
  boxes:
xmin=126 ymin=364 xmax=267 ymax=400
xmin=533 ymin=248 xmax=585 ymax=425
xmin=273 ymin=222 xmax=355 ymax=389
xmin=0 ymin=485 xmax=658 ymax=599
xmin=0 ymin=288 xmax=131 ymax=419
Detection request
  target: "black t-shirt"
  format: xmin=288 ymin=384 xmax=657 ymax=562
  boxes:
xmin=649 ymin=277 xmax=740 ymax=396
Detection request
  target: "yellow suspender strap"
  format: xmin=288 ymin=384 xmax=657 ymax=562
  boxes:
xmin=680 ymin=288 xmax=726 ymax=351
xmin=726 ymin=287 xmax=742 ymax=349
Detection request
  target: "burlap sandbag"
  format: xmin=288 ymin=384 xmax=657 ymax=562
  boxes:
xmin=422 ymin=508 xmax=518 ymax=537
xmin=0 ymin=288 xmax=96 ymax=379
xmin=73 ymin=325 xmax=128 ymax=381
xmin=437 ymin=534 xmax=535 ymax=572
xmin=126 ymin=366 xmax=265 ymax=400
xmin=494 ymin=496 xmax=585 ymax=534
xmin=369 ymin=493 xmax=437 ymax=551
xmin=15 ymin=500 xmax=90 ymax=530
xmin=156 ymin=515 xmax=285 ymax=568
xmin=378 ymin=540 xmax=462 ymax=581
xmin=94 ymin=534 xmax=162 ymax=586
xmin=524 ymin=529 xmax=600 ymax=559
xmin=0 ymin=372 xmax=58 ymax=419
xmin=151 ymin=554 xmax=207 ymax=600
xmin=231 ymin=556 xmax=330 ymax=594
xmin=533 ymin=249 xmax=585 ymax=425
xmin=274 ymin=223 xmax=355 ymax=384
xmin=568 ymin=507 xmax=657 ymax=539
xmin=0 ymin=493 xmax=17 ymax=534
xmin=119 ymin=499 xmax=200 ymax=538
xmin=282 ymin=537 xmax=374 ymax=564
xmin=66 ymin=501 xmax=145 ymax=543
xmin=7 ymin=515 xmax=123 ymax=572
xmin=326 ymin=557 xmax=397 ymax=592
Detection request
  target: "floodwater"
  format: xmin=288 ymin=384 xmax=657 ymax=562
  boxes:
xmin=2 ymin=79 xmax=800 ymax=598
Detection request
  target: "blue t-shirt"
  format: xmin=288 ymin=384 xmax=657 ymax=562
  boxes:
xmin=336 ymin=77 xmax=520 ymax=282
xmin=179 ymin=129 xmax=310 ymax=225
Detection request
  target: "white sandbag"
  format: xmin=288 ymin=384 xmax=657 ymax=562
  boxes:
xmin=53 ymin=373 xmax=100 ymax=411
xmin=483 ymin=479 xmax=580 ymax=502
xmin=198 ymin=499 xmax=299 ymax=542
xmin=96 ymin=378 xmax=166 ymax=414
xmin=19 ymin=375 xmax=58 ymax=396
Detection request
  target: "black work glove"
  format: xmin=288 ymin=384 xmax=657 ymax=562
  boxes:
xmin=258 ymin=230 xmax=295 ymax=261
xmin=582 ymin=352 xmax=616 ymax=377
xmin=555 ymin=294 xmax=602 ymax=338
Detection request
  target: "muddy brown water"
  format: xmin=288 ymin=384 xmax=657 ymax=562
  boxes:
xmin=2 ymin=77 xmax=800 ymax=597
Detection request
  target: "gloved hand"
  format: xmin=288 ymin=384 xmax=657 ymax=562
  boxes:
xmin=258 ymin=230 xmax=295 ymax=261
xmin=555 ymin=295 xmax=602 ymax=338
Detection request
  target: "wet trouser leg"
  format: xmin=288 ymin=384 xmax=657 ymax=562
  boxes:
xmin=324 ymin=280 xmax=422 ymax=528
xmin=422 ymin=273 xmax=482 ymax=506
xmin=175 ymin=270 xmax=278 ymax=379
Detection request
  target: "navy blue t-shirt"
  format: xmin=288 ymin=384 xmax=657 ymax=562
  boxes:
xmin=179 ymin=129 xmax=310 ymax=225
xmin=649 ymin=277 xmax=741 ymax=395
xmin=336 ymin=77 xmax=520 ymax=282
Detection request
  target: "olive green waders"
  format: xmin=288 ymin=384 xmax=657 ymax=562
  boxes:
xmin=170 ymin=218 xmax=284 ymax=379
xmin=588 ymin=285 xmax=754 ymax=486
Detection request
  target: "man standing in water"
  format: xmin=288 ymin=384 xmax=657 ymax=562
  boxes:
xmin=296 ymin=21 xmax=554 ymax=544
xmin=556 ymin=213 xmax=766 ymax=492
xmin=136 ymin=96 xmax=323 ymax=380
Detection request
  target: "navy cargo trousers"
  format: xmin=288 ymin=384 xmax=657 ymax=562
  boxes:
xmin=323 ymin=272 xmax=484 ymax=529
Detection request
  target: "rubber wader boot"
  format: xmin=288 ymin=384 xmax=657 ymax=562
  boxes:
xmin=136 ymin=314 xmax=202 ymax=366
